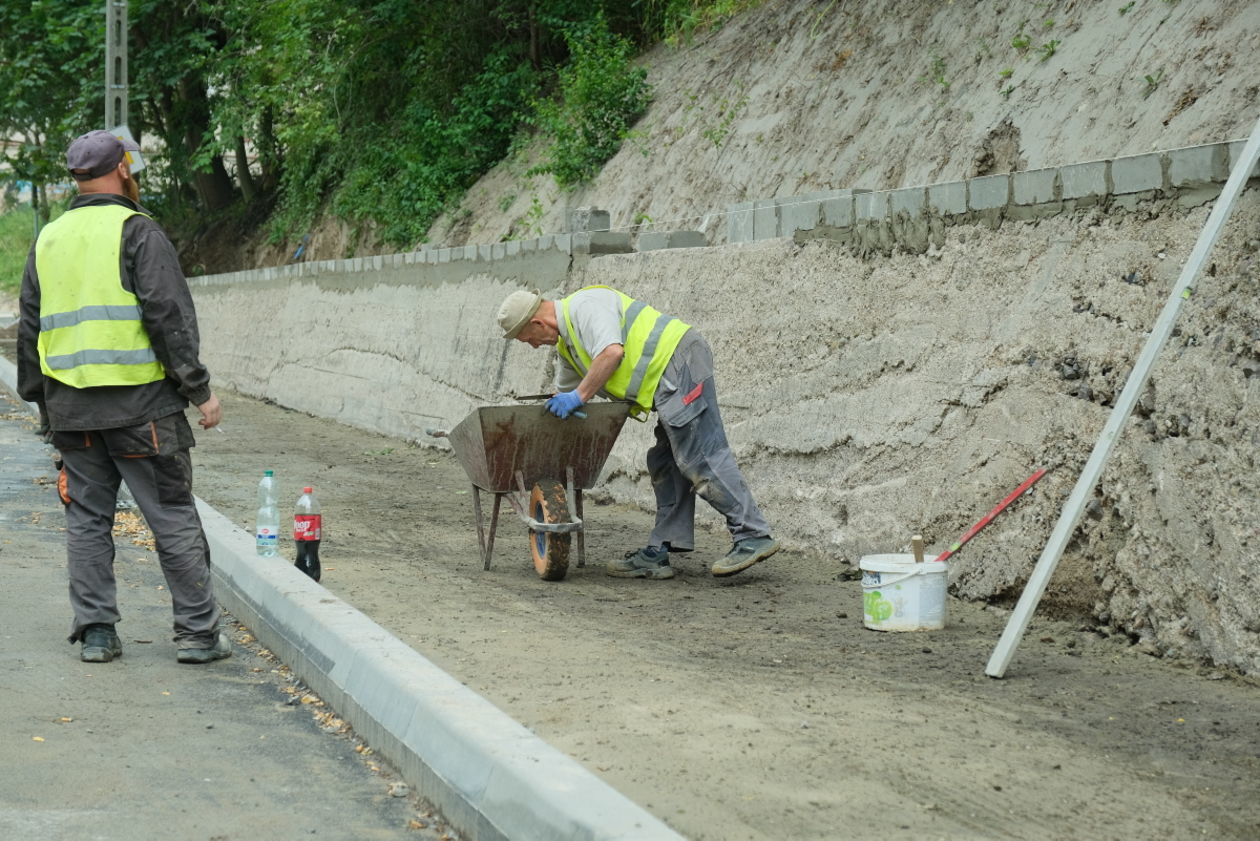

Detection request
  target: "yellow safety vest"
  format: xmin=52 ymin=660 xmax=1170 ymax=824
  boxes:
xmin=556 ymin=285 xmax=690 ymax=416
xmin=35 ymin=204 xmax=166 ymax=388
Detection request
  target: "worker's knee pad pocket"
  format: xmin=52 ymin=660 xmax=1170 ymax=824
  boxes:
xmin=57 ymin=468 xmax=72 ymax=506
xmin=153 ymin=452 xmax=194 ymax=507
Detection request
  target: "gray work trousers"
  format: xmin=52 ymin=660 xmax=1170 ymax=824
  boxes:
xmin=53 ymin=412 xmax=220 ymax=647
xmin=647 ymin=331 xmax=770 ymax=551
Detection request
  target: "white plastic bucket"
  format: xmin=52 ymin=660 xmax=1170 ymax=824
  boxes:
xmin=860 ymin=553 xmax=948 ymax=632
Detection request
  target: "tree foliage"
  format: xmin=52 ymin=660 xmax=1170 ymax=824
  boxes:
xmin=0 ymin=1 xmax=102 ymax=221
xmin=2 ymin=0 xmax=751 ymax=255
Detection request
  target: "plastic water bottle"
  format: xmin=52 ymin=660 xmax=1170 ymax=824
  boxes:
xmin=293 ymin=486 xmax=322 ymax=582
xmin=255 ymin=470 xmax=280 ymax=557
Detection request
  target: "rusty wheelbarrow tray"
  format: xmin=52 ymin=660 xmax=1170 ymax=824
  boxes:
xmin=428 ymin=401 xmax=631 ymax=581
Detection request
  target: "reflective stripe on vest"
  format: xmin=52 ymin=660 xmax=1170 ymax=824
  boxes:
xmin=34 ymin=204 xmax=166 ymax=388
xmin=556 ymin=286 xmax=690 ymax=415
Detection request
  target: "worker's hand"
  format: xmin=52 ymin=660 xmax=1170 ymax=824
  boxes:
xmin=545 ymin=390 xmax=584 ymax=419
xmin=196 ymin=393 xmax=222 ymax=430
xmin=37 ymin=403 xmax=52 ymax=443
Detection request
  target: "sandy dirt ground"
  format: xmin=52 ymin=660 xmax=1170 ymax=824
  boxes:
xmin=177 ymin=390 xmax=1260 ymax=841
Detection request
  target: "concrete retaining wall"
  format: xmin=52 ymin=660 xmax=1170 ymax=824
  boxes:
xmin=191 ymin=139 xmax=1260 ymax=674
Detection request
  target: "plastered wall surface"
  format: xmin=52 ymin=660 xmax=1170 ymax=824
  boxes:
xmin=192 ymin=186 xmax=1259 ymax=673
xmin=192 ymin=247 xmax=572 ymax=439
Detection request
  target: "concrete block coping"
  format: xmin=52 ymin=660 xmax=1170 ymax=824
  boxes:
xmin=197 ymin=501 xmax=685 ymax=841
xmin=192 ymin=139 xmax=1255 ymax=286
xmin=1013 ymin=168 xmax=1058 ymax=205
xmin=638 ymin=230 xmax=707 ymax=251
xmin=1111 ymin=151 xmax=1164 ymax=195
xmin=968 ymin=174 xmax=1011 ymax=211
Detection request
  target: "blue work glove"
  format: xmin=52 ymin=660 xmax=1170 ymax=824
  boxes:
xmin=545 ymin=390 xmax=585 ymax=419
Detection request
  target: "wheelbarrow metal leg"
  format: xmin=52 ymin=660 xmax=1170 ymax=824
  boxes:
xmin=567 ymin=465 xmax=586 ymax=568
xmin=486 ymin=493 xmax=503 ymax=571
xmin=471 ymin=486 xmax=503 ymax=571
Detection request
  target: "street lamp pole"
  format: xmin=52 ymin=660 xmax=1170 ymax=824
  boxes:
xmin=104 ymin=0 xmax=128 ymax=130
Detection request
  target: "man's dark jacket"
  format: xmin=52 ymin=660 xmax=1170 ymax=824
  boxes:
xmin=17 ymin=193 xmax=211 ymax=431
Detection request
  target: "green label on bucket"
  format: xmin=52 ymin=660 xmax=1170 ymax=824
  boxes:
xmin=864 ymin=590 xmax=893 ymax=622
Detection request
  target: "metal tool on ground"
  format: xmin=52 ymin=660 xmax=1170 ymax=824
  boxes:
xmin=427 ymin=401 xmax=631 ymax=581
xmin=933 ymin=468 xmax=1049 ymax=563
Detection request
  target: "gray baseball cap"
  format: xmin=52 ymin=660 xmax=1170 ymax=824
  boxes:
xmin=66 ymin=130 xmax=139 ymax=179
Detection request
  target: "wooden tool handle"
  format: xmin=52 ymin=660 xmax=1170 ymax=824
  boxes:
xmin=911 ymin=535 xmax=925 ymax=564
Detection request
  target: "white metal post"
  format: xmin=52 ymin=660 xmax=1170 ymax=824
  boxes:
xmin=985 ymin=116 xmax=1260 ymax=678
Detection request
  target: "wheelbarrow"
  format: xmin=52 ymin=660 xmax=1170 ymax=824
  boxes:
xmin=427 ymin=401 xmax=631 ymax=581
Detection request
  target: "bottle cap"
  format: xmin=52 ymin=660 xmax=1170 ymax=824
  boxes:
xmin=264 ymin=470 xmax=274 ymax=477
xmin=303 ymin=486 xmax=313 ymax=493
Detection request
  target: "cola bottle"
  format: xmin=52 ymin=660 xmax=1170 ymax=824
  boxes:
xmin=293 ymin=486 xmax=322 ymax=582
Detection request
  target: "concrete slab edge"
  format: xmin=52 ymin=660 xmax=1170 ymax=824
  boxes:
xmin=0 ymin=360 xmax=680 ymax=841
xmin=0 ymin=356 xmax=39 ymax=415
xmin=195 ymin=502 xmax=685 ymax=841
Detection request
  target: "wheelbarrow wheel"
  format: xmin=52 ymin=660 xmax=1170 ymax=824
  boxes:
xmin=529 ymin=479 xmax=571 ymax=581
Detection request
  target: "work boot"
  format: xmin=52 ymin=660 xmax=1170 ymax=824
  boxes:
xmin=177 ymin=631 xmax=233 ymax=664
xmin=80 ymin=624 xmax=122 ymax=663
xmin=711 ymin=536 xmax=780 ymax=577
xmin=607 ymin=546 xmax=676 ymax=580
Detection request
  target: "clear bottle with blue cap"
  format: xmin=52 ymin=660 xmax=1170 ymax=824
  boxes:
xmin=255 ymin=470 xmax=280 ymax=557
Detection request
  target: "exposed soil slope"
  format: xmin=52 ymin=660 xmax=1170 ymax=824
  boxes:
xmin=427 ymin=0 xmax=1260 ymax=248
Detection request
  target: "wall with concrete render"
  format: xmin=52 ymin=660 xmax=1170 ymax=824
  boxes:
xmin=191 ymin=234 xmax=634 ymax=442
xmin=190 ymin=139 xmax=1260 ymax=672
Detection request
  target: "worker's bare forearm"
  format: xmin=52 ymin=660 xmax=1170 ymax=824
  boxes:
xmin=577 ymin=344 xmax=625 ymax=402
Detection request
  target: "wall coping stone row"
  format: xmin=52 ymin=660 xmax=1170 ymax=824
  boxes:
xmin=717 ymin=138 xmax=1257 ymax=254
xmin=194 ymin=138 xmax=1255 ymax=290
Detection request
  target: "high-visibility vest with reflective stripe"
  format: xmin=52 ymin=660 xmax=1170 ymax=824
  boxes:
xmin=35 ymin=204 xmax=166 ymax=388
xmin=556 ymin=286 xmax=690 ymax=415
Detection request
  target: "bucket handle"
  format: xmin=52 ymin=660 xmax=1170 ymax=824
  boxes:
xmin=864 ymin=566 xmax=936 ymax=588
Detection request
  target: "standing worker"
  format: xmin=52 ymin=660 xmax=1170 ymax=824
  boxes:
xmin=15 ymin=130 xmax=231 ymax=664
xmin=497 ymin=285 xmax=779 ymax=580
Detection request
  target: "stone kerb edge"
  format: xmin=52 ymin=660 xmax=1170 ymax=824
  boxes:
xmin=195 ymin=499 xmax=684 ymax=841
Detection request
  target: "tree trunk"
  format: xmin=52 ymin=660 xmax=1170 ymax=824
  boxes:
xmin=235 ymin=136 xmax=256 ymax=202
xmin=35 ymin=181 xmax=50 ymax=224
xmin=178 ymin=77 xmax=236 ymax=212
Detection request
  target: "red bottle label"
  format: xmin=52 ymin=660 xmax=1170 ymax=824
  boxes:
xmin=294 ymin=514 xmax=322 ymax=541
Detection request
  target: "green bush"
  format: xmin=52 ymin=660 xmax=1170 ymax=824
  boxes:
xmin=334 ymin=50 xmax=540 ymax=245
xmin=531 ymin=18 xmax=651 ymax=188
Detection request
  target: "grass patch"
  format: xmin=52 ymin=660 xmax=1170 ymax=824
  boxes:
xmin=0 ymin=206 xmax=37 ymax=300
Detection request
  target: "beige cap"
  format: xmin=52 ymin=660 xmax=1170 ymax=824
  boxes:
xmin=497 ymin=288 xmax=542 ymax=339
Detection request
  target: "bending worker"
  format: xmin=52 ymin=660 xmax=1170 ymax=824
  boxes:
xmin=16 ymin=130 xmax=231 ymax=665
xmin=497 ymin=285 xmax=779 ymax=580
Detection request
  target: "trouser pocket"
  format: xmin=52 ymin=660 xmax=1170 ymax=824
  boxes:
xmin=98 ymin=413 xmax=197 ymax=457
xmin=656 ymin=334 xmax=716 ymax=429
xmin=152 ymin=451 xmax=194 ymax=507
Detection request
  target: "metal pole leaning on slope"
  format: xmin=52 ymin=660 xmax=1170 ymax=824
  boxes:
xmin=986 ymin=115 xmax=1260 ymax=679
